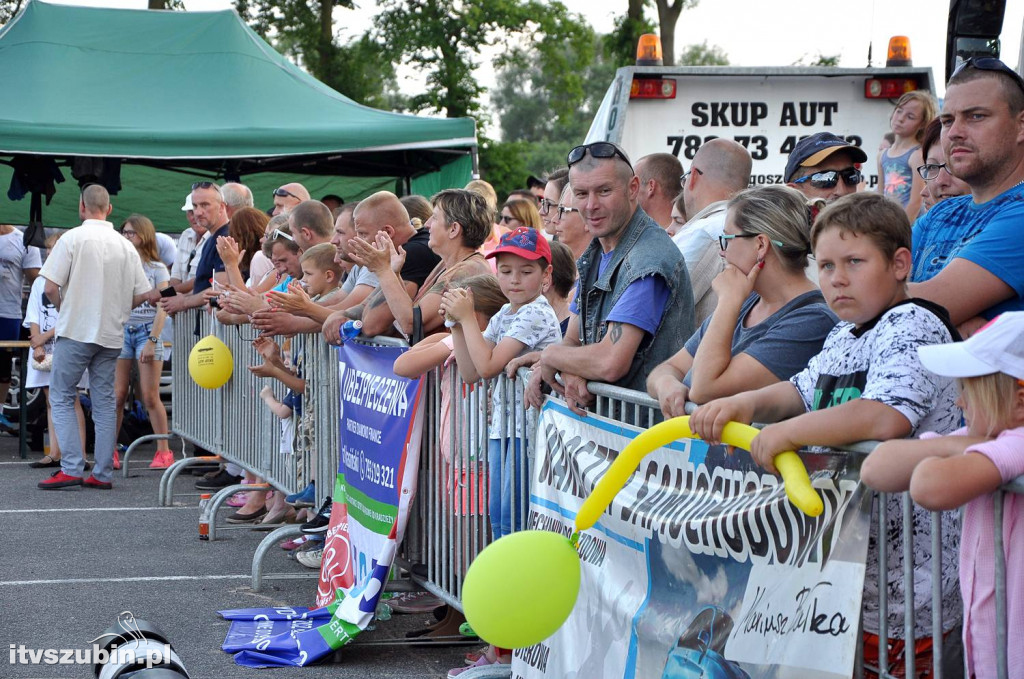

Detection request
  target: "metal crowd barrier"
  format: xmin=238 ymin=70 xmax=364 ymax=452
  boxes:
xmin=160 ymin=312 xmax=1017 ymax=677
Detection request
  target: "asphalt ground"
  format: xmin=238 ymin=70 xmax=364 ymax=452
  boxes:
xmin=0 ymin=435 xmax=471 ymax=679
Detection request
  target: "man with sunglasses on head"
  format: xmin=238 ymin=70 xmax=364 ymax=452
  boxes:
xmin=160 ymin=181 xmax=230 ymax=315
xmin=908 ymin=57 xmax=1024 ymax=336
xmin=271 ymin=183 xmax=310 ymax=216
xmin=525 ymin=142 xmax=695 ymax=415
xmin=784 ymin=132 xmax=868 ymax=203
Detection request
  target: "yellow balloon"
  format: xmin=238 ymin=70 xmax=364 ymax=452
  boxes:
xmin=188 ymin=335 xmax=233 ymax=389
xmin=462 ymin=530 xmax=581 ymax=649
xmin=574 ymin=416 xmax=822 ymax=531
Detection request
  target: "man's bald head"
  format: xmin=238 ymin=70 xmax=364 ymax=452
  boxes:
xmin=683 ymin=139 xmax=752 ymax=214
xmin=80 ymin=184 xmax=111 ymax=219
xmin=694 ymin=139 xmax=752 ymax=193
xmin=272 ymin=182 xmax=310 ymax=216
xmin=352 ymin=191 xmax=413 ymax=243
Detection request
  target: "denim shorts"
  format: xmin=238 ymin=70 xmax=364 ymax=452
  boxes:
xmin=120 ymin=322 xmax=164 ymax=361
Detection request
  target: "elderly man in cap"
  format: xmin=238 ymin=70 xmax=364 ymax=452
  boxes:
xmin=272 ymin=183 xmax=310 ymax=216
xmin=785 ymin=132 xmax=868 ymax=203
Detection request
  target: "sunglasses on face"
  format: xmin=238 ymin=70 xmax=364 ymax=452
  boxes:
xmin=952 ymin=57 xmax=1024 ymax=95
xmin=121 ymin=230 xmax=138 ymax=237
xmin=273 ymin=188 xmax=300 ymax=200
xmin=792 ymin=168 xmax=862 ymax=189
xmin=499 ymin=214 xmax=518 ymax=224
xmin=718 ymin=233 xmax=785 ymax=251
xmin=538 ymin=198 xmax=557 ymax=215
xmin=271 ymin=228 xmax=295 ymax=242
xmin=917 ymin=162 xmax=950 ymax=181
xmin=557 ymin=206 xmax=581 ymax=219
xmin=566 ymin=142 xmax=634 ymax=173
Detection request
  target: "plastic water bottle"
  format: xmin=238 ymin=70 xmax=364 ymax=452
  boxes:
xmin=198 ymin=493 xmax=211 ymax=541
xmin=340 ymin=320 xmax=363 ymax=343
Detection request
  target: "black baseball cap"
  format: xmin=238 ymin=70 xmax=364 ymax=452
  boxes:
xmin=784 ymin=132 xmax=868 ymax=183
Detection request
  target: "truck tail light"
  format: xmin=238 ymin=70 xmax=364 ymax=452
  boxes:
xmin=864 ymin=77 xmax=918 ymax=99
xmin=630 ymin=78 xmax=677 ymax=100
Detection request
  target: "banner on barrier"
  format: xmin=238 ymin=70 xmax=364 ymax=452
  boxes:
xmin=220 ymin=342 xmax=425 ymax=668
xmin=512 ymin=401 xmax=872 ymax=679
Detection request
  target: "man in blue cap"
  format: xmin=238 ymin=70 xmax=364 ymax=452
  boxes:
xmin=785 ymin=132 xmax=868 ymax=203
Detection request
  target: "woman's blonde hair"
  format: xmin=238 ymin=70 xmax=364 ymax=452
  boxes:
xmin=502 ymin=198 xmax=543 ymax=230
xmin=959 ymin=372 xmax=1022 ymax=437
xmin=727 ymin=185 xmax=814 ymax=273
xmin=122 ymin=214 xmax=161 ymax=264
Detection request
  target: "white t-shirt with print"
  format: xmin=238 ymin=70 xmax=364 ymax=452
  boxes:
xmin=127 ymin=260 xmax=170 ymax=326
xmin=790 ymin=301 xmax=962 ymax=637
xmin=0 ymin=230 xmax=41 ymax=319
xmin=482 ymin=295 xmax=561 ymax=439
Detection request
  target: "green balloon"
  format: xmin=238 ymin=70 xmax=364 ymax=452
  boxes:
xmin=462 ymin=530 xmax=582 ymax=649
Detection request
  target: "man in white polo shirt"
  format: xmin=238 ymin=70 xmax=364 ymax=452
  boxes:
xmin=37 ymin=185 xmax=153 ymax=490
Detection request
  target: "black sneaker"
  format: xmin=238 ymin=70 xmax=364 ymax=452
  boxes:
xmin=195 ymin=469 xmax=242 ymax=490
xmin=301 ymin=497 xmax=332 ymax=534
xmin=186 ymin=463 xmax=221 ymax=476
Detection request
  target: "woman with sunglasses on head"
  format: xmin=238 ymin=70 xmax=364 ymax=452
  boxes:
xmin=498 ymin=198 xmax=543 ymax=233
xmin=647 ymin=185 xmax=838 ymax=416
xmin=115 ymin=215 xmax=175 ymax=469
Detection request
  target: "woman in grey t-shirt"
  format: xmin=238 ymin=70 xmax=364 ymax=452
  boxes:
xmin=647 ymin=186 xmax=837 ymax=416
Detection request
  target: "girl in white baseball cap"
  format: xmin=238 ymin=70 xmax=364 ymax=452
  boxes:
xmin=861 ymin=311 xmax=1024 ymax=679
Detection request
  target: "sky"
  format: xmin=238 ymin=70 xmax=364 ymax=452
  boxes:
xmin=51 ymin=0 xmax=1024 ymax=106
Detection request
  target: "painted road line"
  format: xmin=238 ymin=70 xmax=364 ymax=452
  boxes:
xmin=0 ymin=574 xmax=250 ymax=587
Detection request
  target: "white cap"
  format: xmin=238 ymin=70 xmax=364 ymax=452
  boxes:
xmin=181 ymin=194 xmax=193 ymax=212
xmin=918 ymin=311 xmax=1024 ymax=381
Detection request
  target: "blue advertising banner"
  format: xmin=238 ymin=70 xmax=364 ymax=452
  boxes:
xmin=219 ymin=342 xmax=424 ymax=668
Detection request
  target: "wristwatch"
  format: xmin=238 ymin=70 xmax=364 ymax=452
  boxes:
xmin=147 ymin=336 xmax=159 ymax=344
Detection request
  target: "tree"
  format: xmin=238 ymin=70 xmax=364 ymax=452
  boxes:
xmin=234 ymin=1 xmax=401 ymax=109
xmin=147 ymin=0 xmax=184 ymax=9
xmin=603 ymin=6 xmax=656 ymax=68
xmin=376 ymin=0 xmax=585 ymax=119
xmin=653 ymin=0 xmax=698 ymax=66
xmin=0 ymin=0 xmax=22 ymax=25
xmin=677 ymin=40 xmax=729 ymax=66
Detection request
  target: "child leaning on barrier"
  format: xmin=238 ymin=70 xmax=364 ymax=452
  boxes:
xmin=862 ymin=312 xmax=1024 ymax=679
xmin=438 ymin=228 xmax=561 ymax=675
xmin=229 ymin=245 xmax=342 ymax=527
xmin=690 ymin=192 xmax=963 ymax=678
xmin=393 ymin=273 xmax=507 ymax=473
xmin=439 ymin=228 xmax=562 ymax=540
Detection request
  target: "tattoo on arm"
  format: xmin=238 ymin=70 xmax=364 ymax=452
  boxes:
xmin=367 ymin=289 xmax=387 ymax=309
xmin=608 ymin=322 xmax=623 ymax=344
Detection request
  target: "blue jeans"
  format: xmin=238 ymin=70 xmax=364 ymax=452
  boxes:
xmin=119 ymin=322 xmax=164 ymax=361
xmin=487 ymin=438 xmax=528 ymax=539
xmin=52 ymin=338 xmax=120 ymax=481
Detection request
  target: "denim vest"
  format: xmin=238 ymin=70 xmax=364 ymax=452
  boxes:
xmin=575 ymin=206 xmax=696 ymax=393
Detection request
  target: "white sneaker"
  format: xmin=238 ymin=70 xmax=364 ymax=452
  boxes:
xmin=295 ymin=547 xmax=324 ymax=569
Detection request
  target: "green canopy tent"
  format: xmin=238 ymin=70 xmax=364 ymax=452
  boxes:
xmin=0 ymin=1 xmax=477 ymax=232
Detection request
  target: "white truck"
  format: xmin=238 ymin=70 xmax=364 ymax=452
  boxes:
xmin=584 ymin=65 xmax=935 ymax=189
